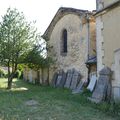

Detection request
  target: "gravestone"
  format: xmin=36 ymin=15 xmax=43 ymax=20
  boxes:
xmin=72 ymin=80 xmax=84 ymax=94
xmin=55 ymin=70 xmax=67 ymax=87
xmin=56 ymin=75 xmax=62 ymax=87
xmin=87 ymin=74 xmax=97 ymax=92
xmin=88 ymin=67 xmax=112 ymax=103
xmin=64 ymin=69 xmax=73 ymax=88
xmin=70 ymin=70 xmax=80 ymax=90
xmin=56 ymin=70 xmax=63 ymax=87
xmin=59 ymin=71 xmax=67 ymax=88
xmin=51 ymin=72 xmax=58 ymax=87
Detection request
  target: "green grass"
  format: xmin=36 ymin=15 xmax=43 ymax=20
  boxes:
xmin=0 ymin=78 xmax=119 ymax=120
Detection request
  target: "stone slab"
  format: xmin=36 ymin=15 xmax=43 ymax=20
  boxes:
xmin=59 ymin=72 xmax=67 ymax=88
xmin=72 ymin=80 xmax=84 ymax=94
xmin=87 ymin=74 xmax=97 ymax=92
xmin=70 ymin=70 xmax=80 ymax=90
xmin=51 ymin=72 xmax=58 ymax=87
xmin=56 ymin=71 xmax=63 ymax=87
xmin=64 ymin=69 xmax=73 ymax=88
xmin=89 ymin=67 xmax=112 ymax=103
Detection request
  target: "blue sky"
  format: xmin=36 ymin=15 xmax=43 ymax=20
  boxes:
xmin=0 ymin=0 xmax=96 ymax=34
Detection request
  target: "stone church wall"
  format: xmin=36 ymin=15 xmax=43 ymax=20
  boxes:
xmin=48 ymin=14 xmax=91 ymax=82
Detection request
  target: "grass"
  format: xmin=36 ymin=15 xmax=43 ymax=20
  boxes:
xmin=0 ymin=78 xmax=119 ymax=120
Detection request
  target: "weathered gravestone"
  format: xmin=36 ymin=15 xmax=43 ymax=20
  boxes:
xmin=72 ymin=80 xmax=84 ymax=94
xmin=64 ymin=69 xmax=74 ymax=88
xmin=59 ymin=71 xmax=67 ymax=88
xmin=88 ymin=67 xmax=112 ymax=103
xmin=56 ymin=70 xmax=66 ymax=88
xmin=87 ymin=74 xmax=97 ymax=92
xmin=70 ymin=69 xmax=80 ymax=90
xmin=51 ymin=72 xmax=58 ymax=87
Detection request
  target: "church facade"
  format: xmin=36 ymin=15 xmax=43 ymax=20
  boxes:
xmin=43 ymin=7 xmax=96 ymax=82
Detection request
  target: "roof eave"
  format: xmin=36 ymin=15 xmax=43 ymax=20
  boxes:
xmin=42 ymin=7 xmax=93 ymax=40
xmin=94 ymin=0 xmax=120 ymax=17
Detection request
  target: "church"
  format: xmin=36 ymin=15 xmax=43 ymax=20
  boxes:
xmin=23 ymin=2 xmax=120 ymax=101
xmin=43 ymin=7 xmax=96 ymax=83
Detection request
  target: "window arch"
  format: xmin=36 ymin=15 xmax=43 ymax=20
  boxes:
xmin=61 ymin=29 xmax=67 ymax=55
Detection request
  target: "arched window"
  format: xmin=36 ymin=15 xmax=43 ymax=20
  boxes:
xmin=61 ymin=29 xmax=67 ymax=55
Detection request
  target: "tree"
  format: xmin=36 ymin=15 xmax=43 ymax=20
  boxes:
xmin=0 ymin=8 xmax=37 ymax=89
xmin=25 ymin=40 xmax=54 ymax=85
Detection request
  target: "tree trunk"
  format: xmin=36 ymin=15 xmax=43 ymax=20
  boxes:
xmin=46 ymin=67 xmax=49 ymax=85
xmin=7 ymin=73 xmax=15 ymax=89
xmin=8 ymin=78 xmax=12 ymax=89
xmin=7 ymin=74 xmax=13 ymax=89
xmin=7 ymin=62 xmax=17 ymax=89
xmin=41 ymin=68 xmax=44 ymax=85
xmin=7 ymin=61 xmax=11 ymax=89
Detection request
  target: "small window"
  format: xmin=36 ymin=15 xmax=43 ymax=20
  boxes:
xmin=61 ymin=29 xmax=67 ymax=56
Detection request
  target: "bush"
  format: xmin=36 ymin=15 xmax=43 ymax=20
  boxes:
xmin=14 ymin=70 xmax=23 ymax=79
xmin=0 ymin=68 xmax=7 ymax=78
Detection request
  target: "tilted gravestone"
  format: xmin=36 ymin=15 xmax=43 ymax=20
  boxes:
xmin=70 ymin=70 xmax=80 ymax=90
xmin=59 ymin=71 xmax=67 ymax=88
xmin=51 ymin=72 xmax=58 ymax=87
xmin=56 ymin=75 xmax=62 ymax=87
xmin=55 ymin=70 xmax=67 ymax=88
xmin=64 ymin=69 xmax=74 ymax=88
xmin=88 ymin=67 xmax=112 ymax=103
xmin=72 ymin=80 xmax=84 ymax=94
xmin=87 ymin=74 xmax=97 ymax=92
xmin=51 ymin=68 xmax=81 ymax=90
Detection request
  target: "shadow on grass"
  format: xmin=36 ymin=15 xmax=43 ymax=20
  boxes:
xmin=0 ymin=79 xmax=31 ymax=94
xmin=0 ymin=78 xmax=57 ymax=96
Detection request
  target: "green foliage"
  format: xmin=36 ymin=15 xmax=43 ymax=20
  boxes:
xmin=0 ymin=68 xmax=6 ymax=77
xmin=14 ymin=69 xmax=22 ymax=79
xmin=17 ymin=64 xmax=24 ymax=71
xmin=25 ymin=42 xmax=54 ymax=70
xmin=0 ymin=8 xmax=37 ymax=67
xmin=0 ymin=7 xmax=38 ymax=88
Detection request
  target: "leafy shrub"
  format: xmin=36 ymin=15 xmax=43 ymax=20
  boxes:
xmin=0 ymin=68 xmax=7 ymax=78
xmin=14 ymin=70 xmax=23 ymax=79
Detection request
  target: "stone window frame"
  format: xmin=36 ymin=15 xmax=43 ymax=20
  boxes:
xmin=60 ymin=28 xmax=68 ymax=56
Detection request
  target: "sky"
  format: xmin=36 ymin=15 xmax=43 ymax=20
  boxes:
xmin=0 ymin=0 xmax=96 ymax=35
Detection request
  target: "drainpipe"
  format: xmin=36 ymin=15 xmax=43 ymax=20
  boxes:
xmin=86 ymin=14 xmax=90 ymax=60
xmin=86 ymin=14 xmax=90 ymax=85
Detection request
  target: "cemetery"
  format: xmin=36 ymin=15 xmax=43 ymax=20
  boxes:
xmin=0 ymin=0 xmax=120 ymax=119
